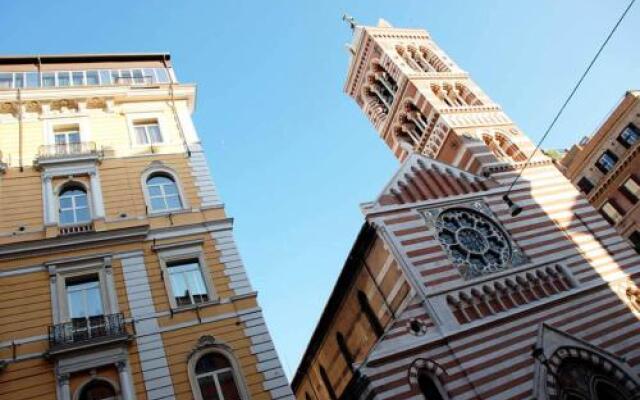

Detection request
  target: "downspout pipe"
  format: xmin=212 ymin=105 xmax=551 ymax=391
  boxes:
xmin=163 ymin=54 xmax=191 ymax=157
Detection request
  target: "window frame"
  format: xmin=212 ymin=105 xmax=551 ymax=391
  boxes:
xmin=595 ymin=150 xmax=619 ymax=175
xmin=600 ymin=200 xmax=624 ymax=226
xmin=187 ymin=345 xmax=249 ymax=400
xmin=57 ymin=182 xmax=93 ymax=226
xmin=620 ymin=176 xmax=640 ymax=204
xmin=628 ymin=231 xmax=640 ymax=254
xmin=43 ymin=118 xmax=90 ymax=147
xmin=133 ymin=119 xmax=164 ymax=145
xmin=49 ymin=257 xmax=118 ymax=325
xmin=156 ymin=244 xmax=216 ymax=311
xmin=141 ymin=166 xmax=189 ymax=215
xmin=577 ymin=176 xmax=595 ymax=195
xmin=617 ymin=124 xmax=640 ymax=149
xmin=125 ymin=112 xmax=170 ymax=149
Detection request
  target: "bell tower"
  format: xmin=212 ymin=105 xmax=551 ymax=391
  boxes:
xmin=344 ymin=18 xmax=539 ymax=175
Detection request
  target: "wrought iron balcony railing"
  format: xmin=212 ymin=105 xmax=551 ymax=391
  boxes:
xmin=48 ymin=313 xmax=128 ymax=352
xmin=37 ymin=142 xmax=99 ymax=161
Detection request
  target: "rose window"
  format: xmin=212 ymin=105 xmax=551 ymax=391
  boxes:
xmin=435 ymin=208 xmax=512 ymax=279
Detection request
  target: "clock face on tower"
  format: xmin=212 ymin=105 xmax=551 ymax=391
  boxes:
xmin=435 ymin=208 xmax=512 ymax=279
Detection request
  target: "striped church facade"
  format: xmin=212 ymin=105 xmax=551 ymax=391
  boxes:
xmin=292 ymin=20 xmax=640 ymax=400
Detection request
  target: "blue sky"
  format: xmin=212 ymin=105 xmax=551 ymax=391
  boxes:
xmin=3 ymin=0 xmax=639 ymax=377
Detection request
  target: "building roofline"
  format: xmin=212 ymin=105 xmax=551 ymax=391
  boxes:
xmin=0 ymin=53 xmax=171 ymax=65
xmin=291 ymin=222 xmax=376 ymax=391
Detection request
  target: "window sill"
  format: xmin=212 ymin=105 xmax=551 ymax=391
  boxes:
xmin=170 ymin=299 xmax=221 ymax=314
xmin=147 ymin=207 xmax=192 ymax=217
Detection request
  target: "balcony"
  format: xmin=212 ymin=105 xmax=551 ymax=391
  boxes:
xmin=48 ymin=313 xmax=129 ymax=355
xmin=35 ymin=142 xmax=102 ymax=167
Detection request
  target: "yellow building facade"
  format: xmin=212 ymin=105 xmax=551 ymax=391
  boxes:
xmin=0 ymin=54 xmax=293 ymax=400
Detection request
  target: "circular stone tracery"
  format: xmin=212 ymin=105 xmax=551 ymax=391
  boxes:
xmin=435 ymin=208 xmax=512 ymax=279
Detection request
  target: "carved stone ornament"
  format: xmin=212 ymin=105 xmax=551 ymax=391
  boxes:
xmin=0 ymin=102 xmax=16 ymax=115
xmin=422 ymin=200 xmax=527 ymax=280
xmin=188 ymin=335 xmax=219 ymax=360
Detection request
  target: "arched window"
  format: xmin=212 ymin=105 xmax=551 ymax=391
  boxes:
xmin=357 ymin=290 xmax=384 ymax=338
xmin=418 ymin=371 xmax=445 ymax=400
xmin=495 ymin=134 xmax=527 ymax=162
xmin=146 ymin=173 xmax=183 ymax=212
xmin=556 ymin=358 xmax=632 ymax=400
xmin=59 ymin=185 xmax=90 ymax=225
xmin=194 ymin=352 xmax=242 ymax=400
xmin=78 ymin=379 xmax=117 ymax=400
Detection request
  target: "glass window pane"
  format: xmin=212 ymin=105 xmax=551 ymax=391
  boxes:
xmin=163 ymin=182 xmax=178 ymax=195
xmin=166 ymin=195 xmax=182 ymax=210
xmin=76 ymin=207 xmax=91 ymax=223
xmin=26 ymin=72 xmax=39 ymax=88
xmin=150 ymin=197 xmax=166 ymax=211
xmin=58 ymin=72 xmax=70 ymax=86
xmin=0 ymin=73 xmax=12 ymax=88
xmin=148 ymin=125 xmax=163 ymax=143
xmin=143 ymin=68 xmax=156 ymax=83
xmin=55 ymin=134 xmax=67 ymax=145
xmin=59 ymin=197 xmax=73 ymax=209
xmin=14 ymin=73 xmax=24 ymax=88
xmin=86 ymin=70 xmax=99 ymax=85
xmin=169 ymin=272 xmax=190 ymax=305
xmin=135 ymin=126 xmax=148 ymax=144
xmin=218 ymin=370 xmax=241 ymax=400
xmin=68 ymin=132 xmax=80 ymax=143
xmin=148 ymin=186 xmax=162 ymax=197
xmin=75 ymin=193 xmax=88 ymax=207
xmin=86 ymin=286 xmax=103 ymax=316
xmin=67 ymin=290 xmax=86 ymax=318
xmin=99 ymin=70 xmax=112 ymax=85
xmin=186 ymin=269 xmax=207 ymax=295
xmin=111 ymin=70 xmax=120 ymax=84
xmin=625 ymin=179 xmax=640 ymax=197
xmin=60 ymin=210 xmax=75 ymax=224
xmin=72 ymin=71 xmax=84 ymax=86
xmin=133 ymin=69 xmax=144 ymax=84
xmin=121 ymin=70 xmax=132 ymax=84
xmin=42 ymin=72 xmax=55 ymax=87
xmin=147 ymin=175 xmax=173 ymax=185
xmin=155 ymin=68 xmax=170 ymax=83
xmin=198 ymin=376 xmax=221 ymax=400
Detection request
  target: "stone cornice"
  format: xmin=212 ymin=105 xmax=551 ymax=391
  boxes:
xmin=0 ymin=83 xmax=196 ymax=112
xmin=0 ymin=224 xmax=149 ymax=259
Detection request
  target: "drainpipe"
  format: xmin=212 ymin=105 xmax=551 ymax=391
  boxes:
xmin=163 ymin=54 xmax=190 ymax=157
xmin=17 ymin=88 xmax=23 ymax=172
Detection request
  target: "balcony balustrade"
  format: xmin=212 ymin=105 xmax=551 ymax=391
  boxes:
xmin=48 ymin=313 xmax=128 ymax=354
xmin=35 ymin=142 xmax=102 ymax=167
xmin=59 ymin=222 xmax=95 ymax=236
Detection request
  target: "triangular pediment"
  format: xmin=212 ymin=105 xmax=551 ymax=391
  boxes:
xmin=374 ymin=153 xmax=498 ymax=207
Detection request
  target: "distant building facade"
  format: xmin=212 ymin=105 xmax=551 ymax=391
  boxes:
xmin=292 ymin=20 xmax=640 ymax=400
xmin=561 ymin=91 xmax=640 ymax=254
xmin=0 ymin=54 xmax=292 ymax=400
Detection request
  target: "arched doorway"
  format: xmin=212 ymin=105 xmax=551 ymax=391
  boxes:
xmin=555 ymin=358 xmax=633 ymax=400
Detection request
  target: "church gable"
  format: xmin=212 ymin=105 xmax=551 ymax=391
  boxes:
xmin=376 ymin=154 xmax=498 ymax=207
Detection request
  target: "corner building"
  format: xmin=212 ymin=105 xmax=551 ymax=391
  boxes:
xmin=292 ymin=20 xmax=640 ymax=399
xmin=0 ymin=54 xmax=293 ymax=400
xmin=560 ymin=91 xmax=640 ymax=254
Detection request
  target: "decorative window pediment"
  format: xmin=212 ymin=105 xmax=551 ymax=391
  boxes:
xmin=422 ymin=201 xmax=527 ymax=279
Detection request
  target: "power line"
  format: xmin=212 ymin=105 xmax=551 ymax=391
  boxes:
xmin=505 ymin=0 xmax=636 ymax=197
